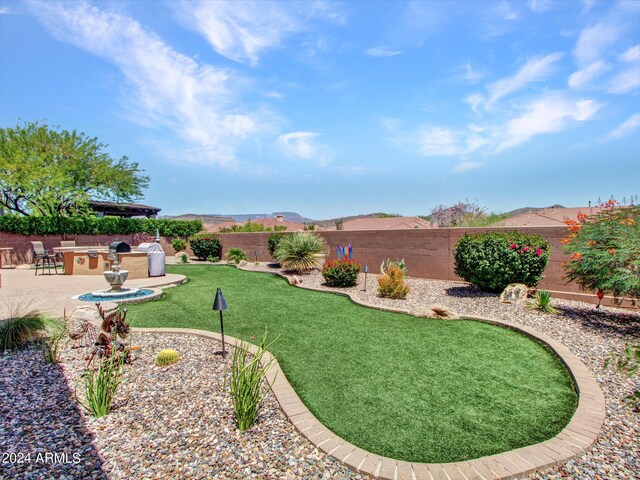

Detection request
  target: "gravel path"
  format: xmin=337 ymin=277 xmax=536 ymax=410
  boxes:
xmin=1 ymin=334 xmax=367 ymax=480
xmin=238 ymin=262 xmax=640 ymax=480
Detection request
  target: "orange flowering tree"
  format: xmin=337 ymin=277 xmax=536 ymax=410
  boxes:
xmin=562 ymin=200 xmax=640 ymax=305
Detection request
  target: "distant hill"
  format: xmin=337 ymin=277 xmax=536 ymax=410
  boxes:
xmin=311 ymin=213 xmax=402 ymax=229
xmin=162 ymin=211 xmax=315 ymax=224
xmin=502 ymin=204 xmax=565 ymax=217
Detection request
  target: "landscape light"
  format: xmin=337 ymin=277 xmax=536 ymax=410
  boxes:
xmin=364 ymin=263 xmax=368 ymax=292
xmin=212 ymin=287 xmax=229 ymax=356
xmin=254 ymin=250 xmax=259 ymax=262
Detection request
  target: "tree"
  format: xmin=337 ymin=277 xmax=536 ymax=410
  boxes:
xmin=562 ymin=200 xmax=640 ymax=305
xmin=0 ymin=120 xmax=149 ymax=216
xmin=429 ymin=200 xmax=485 ymax=227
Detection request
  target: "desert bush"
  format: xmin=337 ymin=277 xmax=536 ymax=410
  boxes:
xmin=274 ymin=232 xmax=327 ymax=272
xmin=172 ymin=238 xmax=187 ymax=252
xmin=380 ymin=258 xmax=408 ymax=277
xmin=82 ymin=352 xmax=126 ymax=418
xmin=189 ymin=233 xmax=222 ymax=260
xmin=227 ymin=248 xmax=248 ymax=264
xmin=378 ymin=264 xmax=410 ymax=299
xmin=562 ymin=202 xmax=640 ymax=304
xmin=42 ymin=320 xmax=67 ymax=364
xmin=454 ymin=232 xmax=551 ymax=292
xmin=230 ymin=329 xmax=278 ymax=431
xmin=267 ymin=233 xmax=285 ymax=258
xmin=322 ymin=259 xmax=361 ymax=287
xmin=0 ymin=308 xmax=46 ymax=351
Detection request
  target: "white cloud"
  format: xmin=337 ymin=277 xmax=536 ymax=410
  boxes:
xmin=527 ymin=0 xmax=552 ymax=13
xmin=277 ymin=131 xmax=332 ymax=166
xmin=464 ymin=93 xmax=485 ymax=113
xmin=28 ymin=0 xmax=266 ymax=168
xmin=496 ymin=95 xmax=601 ymax=151
xmin=574 ymin=22 xmax=623 ymax=67
xmin=608 ymin=65 xmax=640 ymax=93
xmin=495 ymin=1 xmax=520 ymax=21
xmin=619 ymin=45 xmax=640 ymax=63
xmin=601 ymin=113 xmax=640 ymax=141
xmin=458 ymin=63 xmax=486 ymax=83
xmin=174 ymin=1 xmax=300 ymax=65
xmin=568 ymin=61 xmax=610 ymax=90
xmin=365 ymin=47 xmax=401 ymax=57
xmin=486 ymin=53 xmax=564 ymax=106
xmin=452 ymin=161 xmax=482 ymax=173
xmin=419 ymin=127 xmax=461 ymax=156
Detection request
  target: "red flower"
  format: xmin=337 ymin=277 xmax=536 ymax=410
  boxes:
xmin=535 ymin=248 xmax=543 ymax=256
xmin=510 ymin=243 xmax=518 ymax=249
xmin=597 ymin=290 xmax=604 ymax=300
xmin=522 ymin=246 xmax=530 ymax=253
xmin=571 ymin=252 xmax=583 ymax=260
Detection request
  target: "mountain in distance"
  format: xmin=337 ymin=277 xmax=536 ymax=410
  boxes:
xmin=162 ymin=211 xmax=315 ymax=224
xmin=501 ymin=204 xmax=564 ymax=217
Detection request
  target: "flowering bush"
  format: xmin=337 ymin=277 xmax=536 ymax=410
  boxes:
xmin=188 ymin=233 xmax=222 ymax=260
xmin=454 ymin=232 xmax=551 ymax=292
xmin=322 ymin=259 xmax=361 ymax=287
xmin=562 ymin=201 xmax=640 ymax=305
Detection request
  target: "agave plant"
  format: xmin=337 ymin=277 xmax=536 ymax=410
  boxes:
xmin=274 ymin=232 xmax=327 ymax=272
xmin=527 ymin=290 xmax=559 ymax=314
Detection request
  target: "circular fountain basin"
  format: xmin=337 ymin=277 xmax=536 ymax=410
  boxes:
xmin=77 ymin=289 xmax=155 ymax=302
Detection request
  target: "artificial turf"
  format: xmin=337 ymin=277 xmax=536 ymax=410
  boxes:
xmin=127 ymin=265 xmax=578 ymax=463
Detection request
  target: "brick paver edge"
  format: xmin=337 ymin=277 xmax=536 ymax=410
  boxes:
xmin=133 ymin=265 xmax=606 ymax=480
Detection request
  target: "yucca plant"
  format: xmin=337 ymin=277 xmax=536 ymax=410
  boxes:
xmin=274 ymin=232 xmax=327 ymax=272
xmin=42 ymin=320 xmax=67 ymax=364
xmin=527 ymin=290 xmax=559 ymax=314
xmin=80 ymin=352 xmax=127 ymax=418
xmin=0 ymin=307 xmax=46 ymax=351
xmin=229 ymin=328 xmax=280 ymax=431
xmin=226 ymin=248 xmax=249 ymax=264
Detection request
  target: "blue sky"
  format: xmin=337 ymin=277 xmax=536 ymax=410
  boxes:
xmin=1 ymin=0 xmax=639 ymax=218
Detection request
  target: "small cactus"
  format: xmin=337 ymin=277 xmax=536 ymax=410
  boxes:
xmin=155 ymin=349 xmax=179 ymax=366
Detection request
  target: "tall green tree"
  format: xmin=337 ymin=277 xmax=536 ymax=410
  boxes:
xmin=0 ymin=120 xmax=149 ymax=216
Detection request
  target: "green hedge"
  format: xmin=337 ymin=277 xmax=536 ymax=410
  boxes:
xmin=0 ymin=215 xmax=202 ymax=237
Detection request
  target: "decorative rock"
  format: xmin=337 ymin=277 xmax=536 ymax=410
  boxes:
xmin=499 ymin=283 xmax=529 ymax=304
xmin=429 ymin=304 xmax=458 ymax=319
xmin=68 ymin=305 xmax=102 ymax=323
xmin=411 ymin=307 xmax=437 ymax=318
xmin=238 ymin=260 xmax=247 ymax=267
xmin=290 ymin=275 xmax=303 ymax=285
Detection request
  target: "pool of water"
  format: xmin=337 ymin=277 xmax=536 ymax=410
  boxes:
xmin=78 ymin=289 xmax=155 ymax=302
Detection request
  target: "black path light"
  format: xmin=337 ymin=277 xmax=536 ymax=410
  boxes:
xmin=364 ymin=263 xmax=368 ymax=292
xmin=254 ymin=250 xmax=259 ymax=262
xmin=212 ymin=287 xmax=229 ymax=356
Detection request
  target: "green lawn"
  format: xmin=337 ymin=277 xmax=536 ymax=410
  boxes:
xmin=127 ymin=265 xmax=577 ymax=463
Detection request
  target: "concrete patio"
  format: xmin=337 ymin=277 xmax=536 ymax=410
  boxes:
xmin=0 ymin=268 xmax=186 ymax=318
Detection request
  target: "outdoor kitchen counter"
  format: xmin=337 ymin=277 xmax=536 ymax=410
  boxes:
xmin=62 ymin=250 xmax=148 ymax=279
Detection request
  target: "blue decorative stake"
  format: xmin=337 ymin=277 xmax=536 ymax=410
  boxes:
xmin=364 ymin=263 xmax=368 ymax=292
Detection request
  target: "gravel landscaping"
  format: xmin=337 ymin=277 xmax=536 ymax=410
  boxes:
xmin=2 ymin=261 xmax=638 ymax=479
xmin=238 ymin=262 xmax=640 ymax=480
xmin=0 ymin=334 xmax=366 ymax=480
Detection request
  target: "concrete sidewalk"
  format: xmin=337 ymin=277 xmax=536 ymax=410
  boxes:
xmin=0 ymin=269 xmax=185 ymax=318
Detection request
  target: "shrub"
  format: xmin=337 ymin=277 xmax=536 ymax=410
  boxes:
xmin=607 ymin=343 xmax=639 ymax=411
xmin=155 ymin=349 xmax=179 ymax=366
xmin=454 ymin=232 xmax=551 ymax=292
xmin=0 ymin=310 xmax=46 ymax=351
xmin=82 ymin=352 xmax=126 ymax=418
xmin=267 ymin=233 xmax=285 ymax=258
xmin=378 ymin=264 xmax=410 ymax=299
xmin=562 ymin=202 xmax=640 ymax=304
xmin=527 ymin=290 xmax=559 ymax=315
xmin=322 ymin=259 xmax=361 ymax=287
xmin=206 ymin=255 xmax=220 ymax=263
xmin=42 ymin=320 xmax=67 ymax=364
xmin=0 ymin=215 xmax=202 ymax=237
xmin=172 ymin=238 xmax=187 ymax=252
xmin=274 ymin=232 xmax=327 ymax=272
xmin=380 ymin=258 xmax=408 ymax=277
xmin=227 ymin=248 xmax=248 ymax=264
xmin=189 ymin=233 xmax=222 ymax=260
xmin=178 ymin=252 xmax=189 ymax=263
xmin=229 ymin=329 xmax=278 ymax=431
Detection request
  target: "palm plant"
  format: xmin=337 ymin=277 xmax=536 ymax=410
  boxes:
xmin=226 ymin=248 xmax=249 ymax=264
xmin=274 ymin=232 xmax=327 ymax=272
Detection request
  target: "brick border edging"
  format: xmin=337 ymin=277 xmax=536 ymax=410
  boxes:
xmin=135 ymin=267 xmax=605 ymax=480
